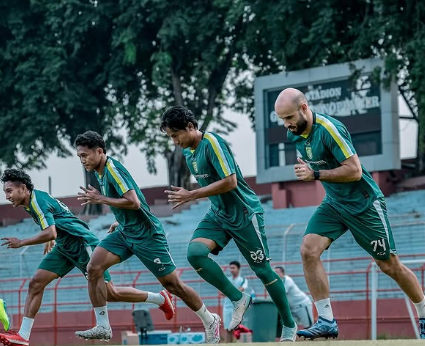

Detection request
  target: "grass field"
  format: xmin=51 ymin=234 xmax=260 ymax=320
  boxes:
xmin=105 ymin=342 xmax=423 ymax=346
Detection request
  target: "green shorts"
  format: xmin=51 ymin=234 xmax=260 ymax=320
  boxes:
xmin=191 ymin=213 xmax=271 ymax=267
xmin=99 ymin=231 xmax=176 ymax=277
xmin=305 ymin=198 xmax=397 ymax=260
xmin=38 ymin=242 xmax=111 ymax=282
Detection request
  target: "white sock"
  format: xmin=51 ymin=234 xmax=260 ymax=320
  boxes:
xmin=195 ymin=304 xmax=214 ymax=326
xmin=94 ymin=306 xmax=110 ymax=328
xmin=314 ymin=298 xmax=334 ymax=321
xmin=146 ymin=292 xmax=165 ymax=306
xmin=18 ymin=317 xmax=34 ymax=340
xmin=414 ymin=297 xmax=425 ymax=318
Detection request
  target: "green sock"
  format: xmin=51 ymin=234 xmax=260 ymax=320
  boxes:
xmin=265 ymin=277 xmax=295 ymax=328
xmin=188 ymin=242 xmax=243 ymax=302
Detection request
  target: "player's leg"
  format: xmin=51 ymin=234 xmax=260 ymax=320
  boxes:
xmin=350 ymin=198 xmax=425 ymax=338
xmin=106 ymin=281 xmax=174 ymax=320
xmin=157 ymin=271 xmax=220 ymax=343
xmin=0 ymin=247 xmax=68 ymax=346
xmin=297 ymin=203 xmax=345 ymax=339
xmin=134 ymin=233 xmax=220 ymax=343
xmin=187 ymin=215 xmax=243 ymax=303
xmin=301 ymin=234 xmax=332 ymax=311
xmin=230 ymin=214 xmax=295 ymax=341
xmin=75 ymin=232 xmax=128 ymax=341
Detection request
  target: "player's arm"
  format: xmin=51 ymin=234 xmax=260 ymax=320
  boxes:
xmin=78 ymin=185 xmax=140 ymax=210
xmin=165 ymin=175 xmax=237 ymax=209
xmin=295 ymin=155 xmax=362 ymax=183
xmin=165 ymin=134 xmax=237 ymax=209
xmin=1 ymin=225 xmax=57 ymax=249
xmin=315 ymin=154 xmax=362 ymax=182
xmin=295 ymin=122 xmax=362 ymax=182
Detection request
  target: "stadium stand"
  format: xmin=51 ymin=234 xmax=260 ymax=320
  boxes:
xmin=1 ymin=189 xmax=425 ymax=316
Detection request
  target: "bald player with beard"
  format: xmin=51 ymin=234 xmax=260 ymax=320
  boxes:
xmin=274 ymin=88 xmax=425 ymax=340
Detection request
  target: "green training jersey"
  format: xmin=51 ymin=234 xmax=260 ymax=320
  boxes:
xmin=95 ymin=157 xmax=165 ymax=241
xmin=287 ymin=112 xmax=383 ymax=214
xmin=183 ymin=132 xmax=263 ymax=230
xmin=24 ymin=189 xmax=99 ymax=249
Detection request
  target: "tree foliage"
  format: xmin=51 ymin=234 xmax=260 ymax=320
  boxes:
xmin=0 ymin=0 xmax=424 ymax=196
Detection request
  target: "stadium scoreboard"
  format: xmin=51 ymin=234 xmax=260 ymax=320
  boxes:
xmin=254 ymin=58 xmax=400 ymax=184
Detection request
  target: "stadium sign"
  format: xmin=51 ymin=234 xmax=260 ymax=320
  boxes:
xmin=255 ymin=58 xmax=400 ymax=184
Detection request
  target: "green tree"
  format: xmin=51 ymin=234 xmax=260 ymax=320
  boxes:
xmin=353 ymin=0 xmax=425 ymax=173
xmin=0 ymin=0 xmax=124 ymax=213
xmin=247 ymin=0 xmax=425 ymax=173
xmin=108 ymin=0 xmax=255 ymax=188
xmin=1 ymin=0 xmax=424 ymax=204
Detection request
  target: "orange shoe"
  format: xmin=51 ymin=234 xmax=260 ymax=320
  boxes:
xmin=159 ymin=290 xmax=175 ymax=320
xmin=0 ymin=331 xmax=29 ymax=346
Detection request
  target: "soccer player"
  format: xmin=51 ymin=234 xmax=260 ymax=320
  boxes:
xmin=223 ymin=261 xmax=248 ymax=342
xmin=274 ymin=88 xmax=425 ymax=340
xmin=160 ymin=106 xmax=297 ymax=342
xmin=0 ymin=299 xmax=10 ymax=331
xmin=0 ymin=169 xmax=174 ymax=346
xmin=74 ymin=131 xmax=220 ymax=343
xmin=275 ymin=266 xmax=313 ymax=329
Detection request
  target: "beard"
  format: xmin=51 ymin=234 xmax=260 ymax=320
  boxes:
xmin=288 ymin=112 xmax=308 ymax=135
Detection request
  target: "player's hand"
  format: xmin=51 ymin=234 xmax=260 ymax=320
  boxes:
xmin=1 ymin=237 xmax=23 ymax=249
xmin=43 ymin=240 xmax=55 ymax=254
xmin=108 ymin=221 xmax=119 ymax=233
xmin=78 ymin=185 xmax=104 ymax=206
xmin=164 ymin=185 xmax=194 ymax=210
xmin=294 ymin=157 xmax=314 ymax=181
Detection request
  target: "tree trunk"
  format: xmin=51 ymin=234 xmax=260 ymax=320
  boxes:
xmin=167 ymin=64 xmax=192 ymax=190
xmin=83 ymin=169 xmax=103 ymax=215
xmin=166 ymin=146 xmax=191 ymax=190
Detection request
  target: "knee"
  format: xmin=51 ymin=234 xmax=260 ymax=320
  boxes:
xmin=252 ymin=264 xmax=278 ymax=286
xmin=376 ymin=259 xmax=402 ymax=277
xmin=28 ymin=277 xmax=47 ymax=294
xmin=162 ymin=278 xmax=185 ymax=296
xmin=87 ymin=262 xmax=105 ymax=279
xmin=300 ymin=238 xmax=322 ymax=262
xmin=187 ymin=241 xmax=210 ymax=268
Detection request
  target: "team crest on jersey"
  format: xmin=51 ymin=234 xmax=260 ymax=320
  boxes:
xmin=192 ymin=161 xmax=198 ymax=174
xmin=305 ymin=144 xmax=313 ymax=159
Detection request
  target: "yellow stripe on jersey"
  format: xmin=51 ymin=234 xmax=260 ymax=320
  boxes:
xmin=31 ymin=194 xmax=49 ymax=229
xmin=106 ymin=160 xmax=129 ymax=194
xmin=204 ymin=133 xmax=231 ymax=176
xmin=316 ymin=115 xmax=354 ymax=159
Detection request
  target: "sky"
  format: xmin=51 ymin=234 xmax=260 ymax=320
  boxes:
xmin=0 ymin=100 xmax=417 ymax=204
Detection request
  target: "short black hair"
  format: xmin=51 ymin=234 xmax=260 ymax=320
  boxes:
xmin=1 ymin=168 xmax=34 ymax=191
xmin=160 ymin=106 xmax=198 ymax=132
xmin=74 ymin=131 xmax=106 ymax=154
xmin=275 ymin=266 xmax=285 ymax=274
xmin=229 ymin=261 xmax=241 ymax=269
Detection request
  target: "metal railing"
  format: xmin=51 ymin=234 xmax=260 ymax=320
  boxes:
xmin=3 ymin=254 xmax=425 ymax=344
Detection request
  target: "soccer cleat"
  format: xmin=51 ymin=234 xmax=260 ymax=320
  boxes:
xmin=204 ymin=313 xmax=221 ymax=344
xmin=0 ymin=299 xmax=11 ymax=331
xmin=280 ymin=324 xmax=297 ymax=342
xmin=0 ymin=331 xmax=29 ymax=346
xmin=75 ymin=325 xmax=112 ymax=341
xmin=228 ymin=293 xmax=252 ymax=331
xmin=297 ymin=316 xmax=338 ymax=340
xmin=159 ymin=290 xmax=175 ymax=320
xmin=419 ymin=318 xmax=425 ymax=339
